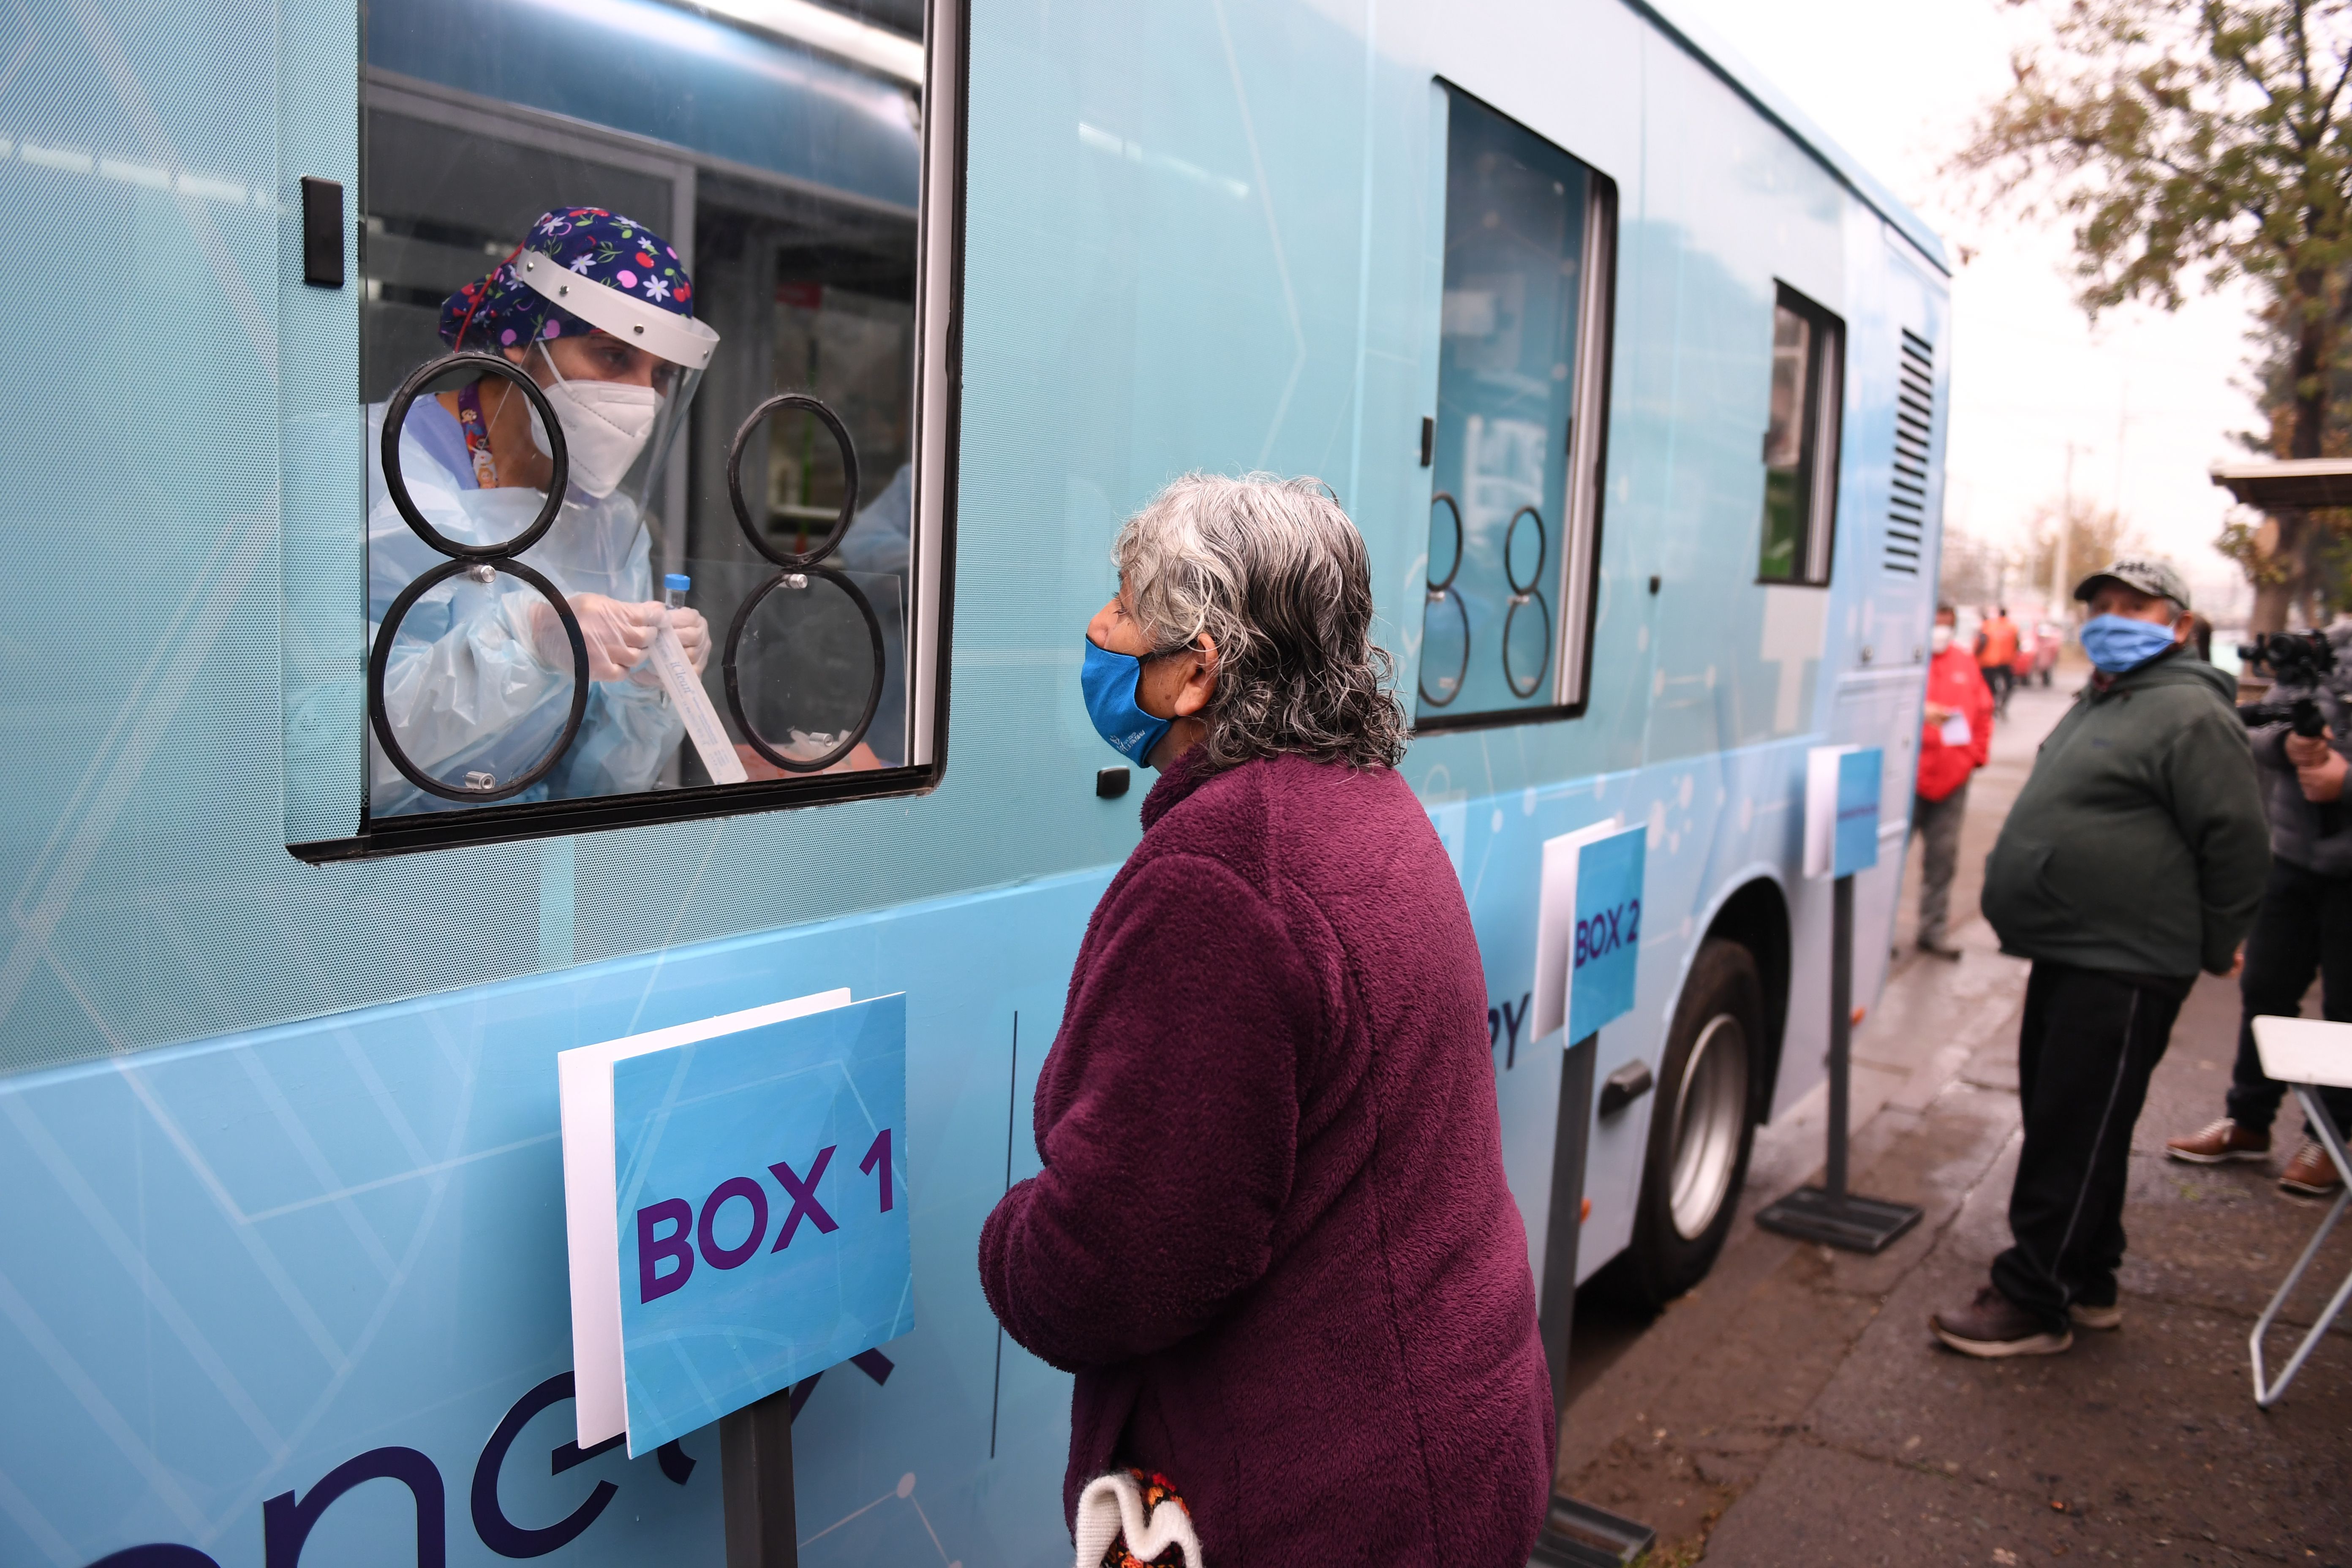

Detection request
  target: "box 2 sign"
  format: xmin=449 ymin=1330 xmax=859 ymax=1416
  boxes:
xmin=1531 ymin=819 xmax=1648 ymax=1044
xmin=1803 ymin=746 xmax=1884 ymax=880
xmin=1569 ymin=826 xmax=1644 ymax=1043
xmin=611 ymin=994 xmax=912 ymax=1454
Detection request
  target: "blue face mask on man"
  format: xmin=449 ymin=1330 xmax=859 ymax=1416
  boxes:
xmin=2079 ymin=613 xmax=2178 ymax=674
xmin=1081 ymin=638 xmax=1174 ymax=765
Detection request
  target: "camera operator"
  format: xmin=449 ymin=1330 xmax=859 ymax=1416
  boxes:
xmin=2166 ymin=625 xmax=2352 ymax=1198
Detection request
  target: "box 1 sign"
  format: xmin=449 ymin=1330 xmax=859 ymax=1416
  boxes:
xmin=562 ymin=991 xmax=911 ymax=1455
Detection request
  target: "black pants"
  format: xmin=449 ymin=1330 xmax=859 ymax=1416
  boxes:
xmin=1911 ymin=783 xmax=1968 ymax=948
xmin=1983 ymin=664 xmax=2014 ymax=713
xmin=1992 ymin=962 xmax=2186 ymax=1326
xmin=2227 ymin=859 xmax=2352 ymax=1133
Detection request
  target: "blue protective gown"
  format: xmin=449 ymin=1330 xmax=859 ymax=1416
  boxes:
xmin=365 ymin=397 xmax=683 ymax=815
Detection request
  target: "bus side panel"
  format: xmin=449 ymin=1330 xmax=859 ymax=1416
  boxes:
xmin=1432 ymin=737 xmax=1824 ymax=1288
xmin=0 ymin=872 xmax=1105 ymax=1568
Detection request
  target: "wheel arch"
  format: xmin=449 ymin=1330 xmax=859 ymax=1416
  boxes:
xmin=1695 ymin=871 xmax=1792 ymax=1124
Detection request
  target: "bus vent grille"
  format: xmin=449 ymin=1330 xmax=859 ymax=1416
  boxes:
xmin=1886 ymin=327 xmax=1933 ymax=574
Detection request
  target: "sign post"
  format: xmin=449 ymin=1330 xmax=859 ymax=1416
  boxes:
xmin=561 ymin=990 xmax=912 ymax=1568
xmin=1756 ymin=747 xmax=1922 ymax=1253
xmin=1526 ymin=822 xmax=1656 ymax=1568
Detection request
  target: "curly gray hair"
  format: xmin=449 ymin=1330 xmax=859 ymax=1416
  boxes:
xmin=1114 ymin=472 xmax=1407 ymax=775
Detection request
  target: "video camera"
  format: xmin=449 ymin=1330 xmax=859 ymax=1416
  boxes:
xmin=2238 ymin=631 xmax=2336 ymax=737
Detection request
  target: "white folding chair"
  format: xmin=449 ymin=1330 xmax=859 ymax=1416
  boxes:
xmin=2248 ymin=1015 xmax=2352 ymax=1408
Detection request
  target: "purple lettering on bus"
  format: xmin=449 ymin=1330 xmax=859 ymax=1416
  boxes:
xmin=637 ymin=1198 xmax=695 ymax=1302
xmin=697 ymin=1175 xmax=769 ymax=1269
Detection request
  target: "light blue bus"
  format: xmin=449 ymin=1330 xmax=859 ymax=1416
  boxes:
xmin=0 ymin=0 xmax=1947 ymax=1562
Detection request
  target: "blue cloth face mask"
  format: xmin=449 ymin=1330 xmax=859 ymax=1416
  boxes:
xmin=2080 ymin=613 xmax=2177 ymax=674
xmin=1081 ymin=637 xmax=1175 ymax=765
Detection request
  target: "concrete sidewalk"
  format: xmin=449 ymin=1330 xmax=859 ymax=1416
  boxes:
xmin=1555 ymin=683 xmax=2352 ymax=1565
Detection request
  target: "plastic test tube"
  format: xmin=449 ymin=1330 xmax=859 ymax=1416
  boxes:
xmin=648 ymin=574 xmax=748 ymax=785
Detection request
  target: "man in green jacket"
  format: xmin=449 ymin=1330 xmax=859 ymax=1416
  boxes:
xmin=1932 ymin=558 xmax=2269 ymax=1358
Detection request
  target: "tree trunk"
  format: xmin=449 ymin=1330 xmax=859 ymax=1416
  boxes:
xmin=2254 ymin=291 xmax=2336 ymax=632
xmin=2253 ymin=509 xmax=2307 ymax=632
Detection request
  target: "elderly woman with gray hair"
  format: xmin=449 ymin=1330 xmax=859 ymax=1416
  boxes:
xmin=980 ymin=474 xmax=1553 ymax=1565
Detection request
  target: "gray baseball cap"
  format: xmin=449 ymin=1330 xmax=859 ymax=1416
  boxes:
xmin=2074 ymin=556 xmax=2191 ymax=613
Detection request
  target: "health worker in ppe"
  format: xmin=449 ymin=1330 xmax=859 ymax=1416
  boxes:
xmin=367 ymin=206 xmax=720 ymax=814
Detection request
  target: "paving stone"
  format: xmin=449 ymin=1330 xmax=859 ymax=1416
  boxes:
xmin=1803 ymin=1250 xmax=2352 ymax=1556
xmin=1705 ymin=1441 xmax=2251 ymax=1567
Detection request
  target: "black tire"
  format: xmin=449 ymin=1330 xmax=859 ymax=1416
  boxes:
xmin=1625 ymin=938 xmax=1764 ymax=1307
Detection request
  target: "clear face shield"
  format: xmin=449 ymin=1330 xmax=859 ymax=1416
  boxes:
xmin=365 ymin=243 xmax=723 ymax=817
xmin=516 ymin=330 xmax=704 ymax=516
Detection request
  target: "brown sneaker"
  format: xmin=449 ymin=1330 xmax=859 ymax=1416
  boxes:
xmin=2280 ymin=1138 xmax=2344 ymax=1198
xmin=1932 ymin=1286 xmax=2072 ymax=1358
xmin=2165 ymin=1118 xmax=2271 ymax=1165
xmin=2071 ymin=1301 xmax=2123 ymax=1331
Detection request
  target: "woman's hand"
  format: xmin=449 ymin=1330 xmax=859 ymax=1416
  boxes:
xmin=627 ymin=606 xmax=710 ymax=687
xmin=670 ymin=607 xmax=710 ymax=673
xmin=529 ymin=593 xmax=660 ymax=681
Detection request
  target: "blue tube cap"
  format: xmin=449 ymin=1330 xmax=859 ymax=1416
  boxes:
xmin=664 ymin=574 xmax=691 ymax=593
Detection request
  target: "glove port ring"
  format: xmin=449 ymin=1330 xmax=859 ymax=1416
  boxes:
xmin=721 ymin=565 xmax=887 ymax=774
xmin=727 ymin=393 xmax=862 ymax=569
xmin=1504 ymin=505 xmax=1547 ymax=596
xmin=380 ymin=354 xmax=570 ymax=560
xmin=1418 ymin=585 xmax=1471 ymax=709
xmin=1502 ymin=588 xmax=1552 ymax=700
xmin=367 ymin=556 xmax=590 ymax=803
xmin=1428 ymin=492 xmax=1464 ymax=593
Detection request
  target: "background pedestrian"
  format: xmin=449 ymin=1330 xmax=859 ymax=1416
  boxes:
xmin=1978 ymin=604 xmax=2020 ymax=718
xmin=2167 ymin=623 xmax=2352 ymax=1198
xmin=1913 ymin=603 xmax=1995 ymax=961
xmin=1934 ymin=559 xmax=2268 ymax=1357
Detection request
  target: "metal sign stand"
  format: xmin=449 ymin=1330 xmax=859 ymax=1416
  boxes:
xmin=1529 ymin=1034 xmax=1656 ymax=1568
xmin=1755 ymin=875 xmax=1922 ymax=1252
xmin=721 ymin=1386 xmax=798 ymax=1568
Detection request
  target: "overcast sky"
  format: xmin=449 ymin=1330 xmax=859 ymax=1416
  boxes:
xmin=1672 ymin=0 xmax=2262 ymax=614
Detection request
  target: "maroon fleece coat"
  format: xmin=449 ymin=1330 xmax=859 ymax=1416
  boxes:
xmin=979 ymin=750 xmax=1554 ymax=1565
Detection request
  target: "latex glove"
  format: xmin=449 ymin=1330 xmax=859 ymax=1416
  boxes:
xmin=629 ymin=606 xmax=711 ymax=688
xmin=2286 ymin=727 xmax=2335 ymax=769
xmin=2300 ymin=746 xmax=2348 ymax=803
xmin=530 ymin=593 xmax=661 ymax=682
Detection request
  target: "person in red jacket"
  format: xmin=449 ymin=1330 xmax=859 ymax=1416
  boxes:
xmin=1916 ymin=603 xmax=1995 ymax=959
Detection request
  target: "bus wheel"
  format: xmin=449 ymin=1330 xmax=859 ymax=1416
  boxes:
xmin=1626 ymin=938 xmax=1762 ymax=1307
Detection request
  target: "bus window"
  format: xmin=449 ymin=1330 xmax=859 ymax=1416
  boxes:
xmin=1416 ymin=87 xmax=1616 ymax=730
xmin=347 ymin=0 xmax=945 ymax=847
xmin=1757 ymin=283 xmax=1843 ymax=586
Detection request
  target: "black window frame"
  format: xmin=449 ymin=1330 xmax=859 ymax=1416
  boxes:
xmin=293 ymin=0 xmax=969 ymax=864
xmin=1755 ymin=281 xmax=1844 ymax=589
xmin=1410 ymin=81 xmax=1620 ymax=738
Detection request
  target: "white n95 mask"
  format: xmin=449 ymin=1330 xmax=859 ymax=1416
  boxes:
xmin=528 ymin=350 xmax=663 ymax=499
xmin=1930 ymin=625 xmax=1954 ymax=655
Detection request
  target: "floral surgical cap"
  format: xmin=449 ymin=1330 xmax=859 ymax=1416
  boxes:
xmin=439 ymin=207 xmax=697 ymax=354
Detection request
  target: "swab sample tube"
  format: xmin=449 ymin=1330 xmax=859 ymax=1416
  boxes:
xmin=649 ymin=574 xmax=748 ymax=785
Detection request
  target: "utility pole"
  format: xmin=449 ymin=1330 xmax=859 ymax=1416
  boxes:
xmin=2052 ymin=440 xmax=2081 ymax=618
